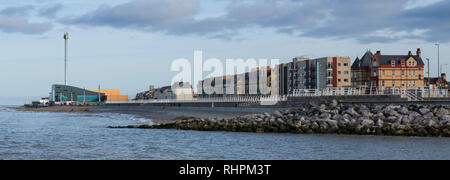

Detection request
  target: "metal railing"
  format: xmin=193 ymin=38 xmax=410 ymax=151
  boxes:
xmin=106 ymin=87 xmax=449 ymax=104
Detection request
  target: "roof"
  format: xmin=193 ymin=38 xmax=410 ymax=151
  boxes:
xmin=351 ymin=57 xmax=360 ymax=68
xmin=360 ymin=51 xmax=373 ymax=67
xmin=376 ymin=55 xmax=425 ymax=66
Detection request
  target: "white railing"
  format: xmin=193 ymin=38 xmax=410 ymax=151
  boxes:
xmin=107 ymin=87 xmax=449 ymax=104
xmin=292 ymin=87 xmax=449 ymax=101
xmin=106 ymin=95 xmax=290 ymax=105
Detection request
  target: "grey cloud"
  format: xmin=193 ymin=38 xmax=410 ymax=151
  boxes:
xmin=0 ymin=5 xmax=35 ymax=17
xmin=64 ymin=0 xmax=200 ymax=30
xmin=61 ymin=0 xmax=450 ymax=42
xmin=39 ymin=3 xmax=63 ymax=18
xmin=0 ymin=17 xmax=53 ymax=34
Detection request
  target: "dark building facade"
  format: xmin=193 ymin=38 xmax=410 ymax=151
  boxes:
xmin=51 ymin=84 xmax=106 ymax=103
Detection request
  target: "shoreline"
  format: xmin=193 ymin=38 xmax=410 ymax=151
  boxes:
xmin=12 ymin=103 xmax=450 ymax=137
xmin=12 ymin=106 xmax=98 ymax=114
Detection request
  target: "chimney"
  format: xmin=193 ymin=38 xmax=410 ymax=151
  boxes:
xmin=376 ymin=50 xmax=381 ymax=55
xmin=417 ymin=48 xmax=422 ymax=57
xmin=408 ymin=51 xmax=412 ymax=56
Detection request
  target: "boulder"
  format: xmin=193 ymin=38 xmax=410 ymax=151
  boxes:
xmin=361 ymin=119 xmax=375 ymax=127
xmin=401 ymin=116 xmax=411 ymax=125
xmin=423 ymin=112 xmax=435 ymax=120
xmin=376 ymin=120 xmax=384 ymax=127
xmin=326 ymin=120 xmax=339 ymax=129
xmin=419 ymin=108 xmax=430 ymax=115
xmin=435 ymin=108 xmax=448 ymax=118
xmin=440 ymin=115 xmax=450 ymax=124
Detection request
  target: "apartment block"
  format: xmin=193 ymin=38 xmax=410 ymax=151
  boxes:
xmin=280 ymin=57 xmax=352 ymax=95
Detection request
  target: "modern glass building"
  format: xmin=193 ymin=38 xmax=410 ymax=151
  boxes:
xmin=50 ymin=84 xmax=106 ymax=102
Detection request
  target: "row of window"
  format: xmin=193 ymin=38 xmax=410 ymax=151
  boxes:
xmin=381 ymin=70 xmax=420 ymax=76
xmin=381 ymin=80 xmax=417 ymax=87
xmin=392 ymin=61 xmax=417 ymax=67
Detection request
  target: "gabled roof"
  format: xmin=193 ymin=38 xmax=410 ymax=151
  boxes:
xmin=357 ymin=51 xmax=373 ymax=67
xmin=351 ymin=57 xmax=360 ymax=68
xmin=375 ymin=55 xmax=425 ymax=66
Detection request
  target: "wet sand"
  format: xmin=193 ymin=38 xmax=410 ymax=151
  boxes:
xmin=13 ymin=105 xmax=282 ymax=124
xmin=13 ymin=106 xmax=97 ymax=114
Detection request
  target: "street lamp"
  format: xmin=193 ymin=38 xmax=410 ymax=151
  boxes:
xmin=435 ymin=43 xmax=440 ymax=76
xmin=426 ymin=58 xmax=430 ymax=86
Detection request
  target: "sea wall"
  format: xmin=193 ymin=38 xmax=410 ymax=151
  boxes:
xmin=110 ymin=102 xmax=450 ymax=137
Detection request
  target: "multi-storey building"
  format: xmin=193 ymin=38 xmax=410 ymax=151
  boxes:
xmin=197 ymin=66 xmax=276 ymax=97
xmin=279 ymin=57 xmax=352 ymax=95
xmin=352 ymin=49 xmax=425 ymax=90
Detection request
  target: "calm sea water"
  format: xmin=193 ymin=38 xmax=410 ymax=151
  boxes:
xmin=0 ymin=106 xmax=449 ymax=160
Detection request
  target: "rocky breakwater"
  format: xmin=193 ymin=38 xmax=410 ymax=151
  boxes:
xmin=109 ymin=102 xmax=450 ymax=137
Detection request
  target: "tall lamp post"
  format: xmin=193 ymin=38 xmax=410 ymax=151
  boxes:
xmin=426 ymin=58 xmax=430 ymax=86
xmin=435 ymin=43 xmax=440 ymax=76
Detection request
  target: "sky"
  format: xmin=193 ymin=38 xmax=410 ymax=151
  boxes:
xmin=0 ymin=0 xmax=449 ymax=105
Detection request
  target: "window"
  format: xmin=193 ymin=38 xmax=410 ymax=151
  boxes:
xmin=338 ymin=79 xmax=342 ymax=82
xmin=392 ymin=81 xmax=395 ymax=87
xmin=382 ymin=70 xmax=385 ymax=76
xmin=344 ymin=63 xmax=348 ymax=66
xmin=413 ymin=71 xmax=416 ymax=76
xmin=402 ymin=81 xmax=405 ymax=87
xmin=409 ymin=70 xmax=412 ymax=76
xmin=344 ymin=71 xmax=349 ymax=74
xmin=413 ymin=81 xmax=416 ymax=87
xmin=338 ymin=63 xmax=342 ymax=66
xmin=402 ymin=70 xmax=405 ymax=76
xmin=392 ymin=61 xmax=396 ymax=66
xmin=344 ymin=79 xmax=349 ymax=82
xmin=392 ymin=70 xmax=395 ymax=76
xmin=373 ymin=71 xmax=377 ymax=76
xmin=402 ymin=61 xmax=405 ymax=66
xmin=338 ymin=71 xmax=342 ymax=75
xmin=419 ymin=75 xmax=422 ymax=80
xmin=382 ymin=81 xmax=385 ymax=87
xmin=408 ymin=62 xmax=411 ymax=66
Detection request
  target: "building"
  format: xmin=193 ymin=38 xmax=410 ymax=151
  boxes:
xmin=92 ymin=89 xmax=128 ymax=101
xmin=352 ymin=49 xmax=425 ymax=90
xmin=50 ymin=84 xmax=106 ymax=103
xmin=425 ymin=73 xmax=448 ymax=89
xmin=197 ymin=66 xmax=276 ymax=98
xmin=135 ymin=82 xmax=194 ymax=100
xmin=280 ymin=57 xmax=351 ymax=95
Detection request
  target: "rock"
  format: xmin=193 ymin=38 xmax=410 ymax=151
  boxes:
xmin=408 ymin=111 xmax=421 ymax=119
xmin=359 ymin=109 xmax=371 ymax=118
xmin=273 ymin=111 xmax=283 ymax=118
xmin=398 ymin=107 xmax=409 ymax=115
xmin=423 ymin=112 xmax=434 ymax=119
xmin=376 ymin=120 xmax=384 ymax=127
xmin=320 ymin=112 xmax=331 ymax=119
xmin=419 ymin=108 xmax=430 ymax=115
xmin=331 ymin=114 xmax=344 ymax=121
xmin=330 ymin=99 xmax=339 ymax=108
xmin=435 ymin=108 xmax=448 ymax=118
xmin=425 ymin=120 xmax=437 ymax=128
xmin=344 ymin=107 xmax=360 ymax=117
xmin=401 ymin=116 xmax=411 ymax=125
xmin=386 ymin=116 xmax=398 ymax=123
xmin=361 ymin=119 xmax=374 ymax=127
xmin=440 ymin=115 xmax=450 ymax=124
xmin=326 ymin=120 xmax=339 ymax=129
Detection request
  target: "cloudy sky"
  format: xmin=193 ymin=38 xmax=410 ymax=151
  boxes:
xmin=0 ymin=0 xmax=449 ymax=104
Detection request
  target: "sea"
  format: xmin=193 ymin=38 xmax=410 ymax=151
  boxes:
xmin=0 ymin=106 xmax=449 ymax=160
